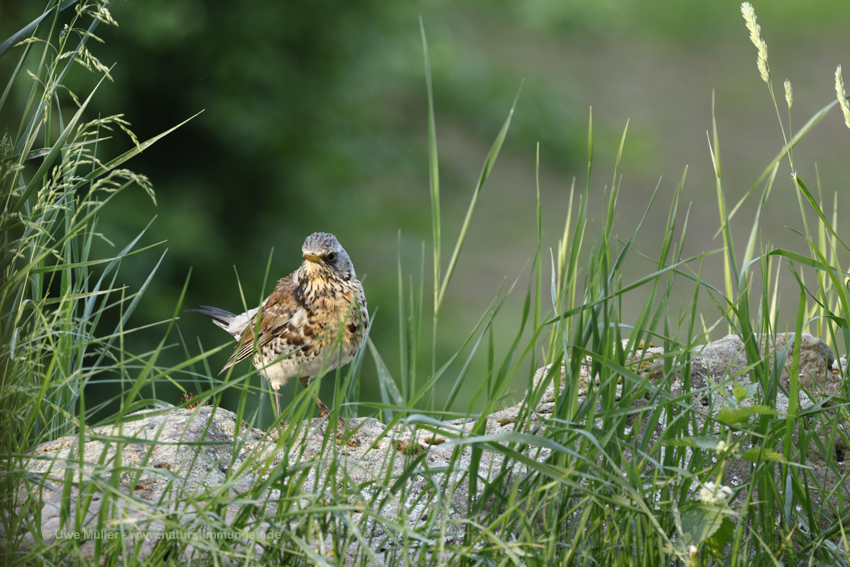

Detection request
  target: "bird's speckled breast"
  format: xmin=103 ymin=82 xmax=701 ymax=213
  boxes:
xmin=253 ymin=273 xmax=368 ymax=389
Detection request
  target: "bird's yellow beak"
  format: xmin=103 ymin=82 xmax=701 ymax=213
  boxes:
xmin=303 ymin=253 xmax=322 ymax=263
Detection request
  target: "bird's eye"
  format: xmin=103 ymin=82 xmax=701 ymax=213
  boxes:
xmin=326 ymin=252 xmax=337 ymax=262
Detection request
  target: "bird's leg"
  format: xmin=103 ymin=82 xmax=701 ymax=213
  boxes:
xmin=314 ymin=396 xmax=331 ymax=417
xmin=300 ymin=375 xmax=345 ymax=429
xmin=273 ymin=388 xmax=282 ymax=421
xmin=268 ymin=386 xmax=288 ymax=439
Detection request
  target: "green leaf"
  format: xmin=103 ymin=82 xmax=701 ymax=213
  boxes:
xmin=716 ymin=404 xmax=776 ymax=425
xmin=741 ymin=446 xmax=787 ymax=463
xmin=732 ymin=382 xmax=757 ymax=402
xmin=704 ymin=516 xmax=736 ymax=558
xmin=666 ymin=436 xmax=722 ymax=450
xmin=677 ymin=503 xmax=727 ymax=548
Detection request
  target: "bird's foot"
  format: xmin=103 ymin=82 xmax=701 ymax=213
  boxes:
xmin=315 ymin=398 xmax=346 ymax=430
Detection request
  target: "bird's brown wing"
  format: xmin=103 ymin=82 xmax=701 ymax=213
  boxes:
xmin=220 ymin=275 xmax=308 ymax=373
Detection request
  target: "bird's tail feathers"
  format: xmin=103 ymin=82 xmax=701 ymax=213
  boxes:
xmin=185 ymin=305 xmax=236 ymax=331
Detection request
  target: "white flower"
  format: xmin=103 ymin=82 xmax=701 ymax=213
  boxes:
xmin=699 ymin=482 xmax=733 ymax=505
xmin=688 ymin=545 xmax=699 ymax=567
xmin=715 ymin=440 xmax=728 ymax=454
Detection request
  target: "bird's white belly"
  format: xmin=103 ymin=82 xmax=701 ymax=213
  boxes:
xmin=256 ymin=347 xmax=353 ymax=391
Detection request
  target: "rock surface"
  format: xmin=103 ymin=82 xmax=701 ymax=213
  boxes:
xmin=11 ymin=405 xmax=546 ymax=564
xmin=8 ymin=332 xmax=847 ymax=563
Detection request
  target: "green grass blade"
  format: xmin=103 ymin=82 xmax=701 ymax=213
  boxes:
xmin=435 ymin=84 xmax=522 ymax=314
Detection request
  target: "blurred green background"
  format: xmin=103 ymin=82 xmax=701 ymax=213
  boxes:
xmin=2 ymin=1 xmax=849 ymax=422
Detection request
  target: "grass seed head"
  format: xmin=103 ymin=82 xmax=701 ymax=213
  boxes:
xmin=835 ymin=65 xmax=850 ymax=129
xmin=741 ymin=2 xmax=770 ymax=83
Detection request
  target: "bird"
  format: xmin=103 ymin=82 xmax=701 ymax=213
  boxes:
xmin=187 ymin=232 xmax=369 ymax=425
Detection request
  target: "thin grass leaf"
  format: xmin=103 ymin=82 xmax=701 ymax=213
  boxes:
xmin=436 ymin=83 xmax=522 ymax=314
xmin=0 ymin=0 xmax=78 ymax=59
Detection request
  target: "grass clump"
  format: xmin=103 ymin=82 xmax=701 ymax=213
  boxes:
xmin=0 ymin=1 xmax=197 ymax=563
xmin=3 ymin=2 xmax=850 ymax=566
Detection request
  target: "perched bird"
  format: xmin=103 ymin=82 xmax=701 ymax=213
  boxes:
xmin=187 ymin=232 xmax=369 ymax=423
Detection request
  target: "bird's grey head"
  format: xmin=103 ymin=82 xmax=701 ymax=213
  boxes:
xmin=301 ymin=232 xmax=356 ymax=280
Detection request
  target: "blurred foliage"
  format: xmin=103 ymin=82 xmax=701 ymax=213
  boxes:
xmin=2 ymin=0 xmax=848 ymax=417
